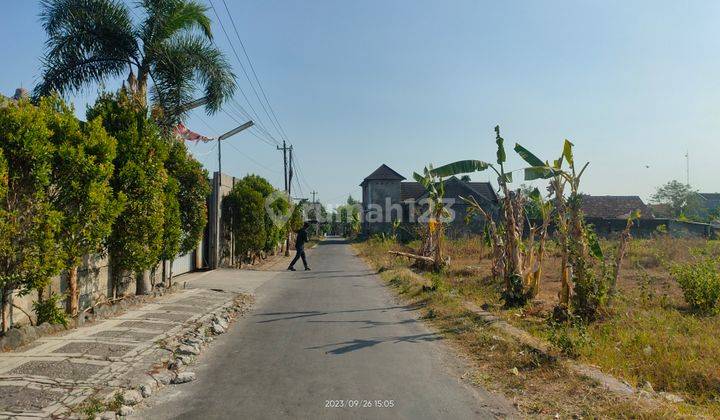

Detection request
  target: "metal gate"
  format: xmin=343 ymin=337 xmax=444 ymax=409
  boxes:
xmin=171 ymin=250 xmax=195 ymax=276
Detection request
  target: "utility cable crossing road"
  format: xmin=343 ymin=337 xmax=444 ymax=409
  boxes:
xmin=134 ymin=240 xmax=515 ymax=419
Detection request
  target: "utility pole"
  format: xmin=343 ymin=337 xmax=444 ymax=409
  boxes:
xmin=686 ymin=150 xmax=690 ymax=187
xmin=288 ymin=145 xmax=293 ymax=196
xmin=276 ymin=142 xmax=294 ymax=255
xmin=285 ymin=145 xmax=294 ymax=255
xmin=311 ymin=190 xmax=319 ymax=236
xmin=277 ymin=141 xmax=291 ymax=193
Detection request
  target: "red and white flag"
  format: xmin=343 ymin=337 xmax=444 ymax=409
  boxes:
xmin=174 ymin=123 xmax=213 ymax=143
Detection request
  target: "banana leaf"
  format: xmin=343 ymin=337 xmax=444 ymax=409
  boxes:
xmin=587 ymin=227 xmax=603 ymax=259
xmin=523 ymin=167 xmax=557 ymax=181
xmin=562 ymin=139 xmax=574 ymax=166
xmin=513 ymin=143 xmax=545 ymax=167
xmin=514 ymin=143 xmax=560 ymax=180
xmin=494 ymin=125 xmax=506 ymax=164
xmin=528 ymin=187 xmax=541 ymax=201
xmin=430 ymin=160 xmax=491 ymax=178
xmin=412 ymin=171 xmax=428 ymax=185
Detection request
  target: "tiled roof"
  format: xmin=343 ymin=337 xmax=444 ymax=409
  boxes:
xmin=467 ymin=182 xmax=497 ymax=202
xmin=400 ymin=182 xmax=426 ymax=201
xmin=402 ymin=178 xmax=497 ymax=204
xmin=581 ymin=195 xmax=653 ymax=219
xmin=362 ymin=164 xmax=406 ymax=182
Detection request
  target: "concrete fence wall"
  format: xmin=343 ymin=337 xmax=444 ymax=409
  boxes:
xmin=8 ymin=175 xmax=221 ymax=328
xmin=8 ymin=170 xmax=290 ymax=327
xmin=547 ymin=218 xmax=719 ymax=239
xmin=8 ymin=245 xmax=208 ymax=327
xmin=208 ymin=171 xmax=240 ymax=268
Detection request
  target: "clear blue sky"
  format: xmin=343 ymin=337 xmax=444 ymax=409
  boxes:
xmin=2 ymin=0 xmax=719 ymax=206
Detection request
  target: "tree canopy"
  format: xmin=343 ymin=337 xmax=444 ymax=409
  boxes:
xmin=87 ymin=90 xmax=169 ymax=294
xmin=224 ymin=184 xmax=266 ymax=265
xmin=0 ymin=99 xmax=65 ymax=330
xmin=36 ymin=0 xmax=236 ymax=126
xmin=44 ymin=96 xmax=122 ymax=314
xmin=165 ymin=141 xmax=211 ymax=256
xmin=651 ymin=180 xmax=704 ymax=220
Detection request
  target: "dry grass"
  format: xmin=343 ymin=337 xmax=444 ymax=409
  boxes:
xmin=355 ymin=234 xmax=720 ymax=418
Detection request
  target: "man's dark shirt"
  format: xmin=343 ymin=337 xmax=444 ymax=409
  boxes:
xmin=296 ymin=228 xmax=308 ymax=249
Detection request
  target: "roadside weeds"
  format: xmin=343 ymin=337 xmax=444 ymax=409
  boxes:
xmin=355 ymin=243 xmax=708 ymax=418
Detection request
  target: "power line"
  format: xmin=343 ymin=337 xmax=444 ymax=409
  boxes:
xmin=291 ymin=150 xmax=313 ymax=191
xmin=225 ymin=139 xmax=280 ymax=174
xmin=207 ymin=0 xmax=315 ymax=203
xmin=218 ymin=0 xmax=291 ymax=143
xmin=290 ymin=153 xmax=305 ymax=198
xmin=221 ymin=108 xmax=275 ymax=147
xmin=123 ymin=1 xmax=284 ymax=184
xmin=225 ymin=99 xmax=281 ymax=145
xmin=207 ymin=0 xmax=283 ymax=145
xmin=186 ymin=140 xmax=218 ymax=157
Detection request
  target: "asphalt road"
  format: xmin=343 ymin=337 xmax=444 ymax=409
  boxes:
xmin=134 ymin=239 xmax=515 ymax=419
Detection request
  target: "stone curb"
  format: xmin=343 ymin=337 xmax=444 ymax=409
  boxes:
xmin=80 ymin=294 xmax=253 ymax=419
xmin=462 ymin=301 xmax=685 ymax=405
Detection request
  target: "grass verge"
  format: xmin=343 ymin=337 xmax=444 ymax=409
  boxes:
xmin=355 ymin=236 xmax=718 ymax=418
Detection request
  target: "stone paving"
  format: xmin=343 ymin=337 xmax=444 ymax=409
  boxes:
xmin=0 ymin=288 xmax=237 ymax=418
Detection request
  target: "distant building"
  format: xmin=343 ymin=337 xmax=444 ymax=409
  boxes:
xmin=360 ymin=164 xmax=498 ymax=235
xmin=580 ymin=195 xmax=653 ymax=219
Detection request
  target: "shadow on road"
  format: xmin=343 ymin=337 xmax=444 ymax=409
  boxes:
xmin=306 ymin=332 xmax=443 ymax=354
xmin=306 ymin=318 xmax=418 ymax=329
xmin=291 ymin=272 xmax=376 ymax=279
xmin=254 ymin=305 xmax=419 ymax=323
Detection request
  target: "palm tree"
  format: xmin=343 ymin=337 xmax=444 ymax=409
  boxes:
xmin=35 ymin=0 xmax=236 ymax=126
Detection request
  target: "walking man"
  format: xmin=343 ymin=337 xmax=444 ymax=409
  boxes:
xmin=288 ymin=222 xmax=311 ymax=271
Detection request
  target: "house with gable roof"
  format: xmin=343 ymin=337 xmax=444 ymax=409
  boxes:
xmin=360 ymin=164 xmax=499 ymax=235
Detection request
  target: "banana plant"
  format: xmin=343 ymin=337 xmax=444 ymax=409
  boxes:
xmin=464 ymin=195 xmax=504 ymax=280
xmin=523 ymin=188 xmax=553 ymax=299
xmin=514 ymin=140 xmax=596 ymax=318
xmin=515 ymin=142 xmax=573 ymax=309
xmin=515 ymin=140 xmax=638 ymax=321
xmin=610 ymin=209 xmax=641 ymax=298
xmin=430 ymin=126 xmax=536 ymax=306
xmin=412 ymin=165 xmax=450 ymax=271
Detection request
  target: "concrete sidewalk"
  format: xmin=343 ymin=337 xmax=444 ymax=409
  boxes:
xmin=0 ymin=285 xmax=245 ymax=418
